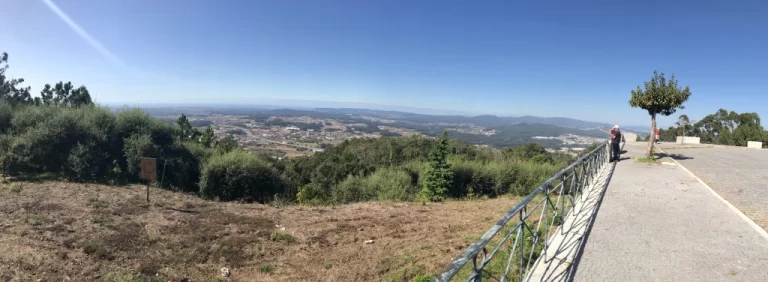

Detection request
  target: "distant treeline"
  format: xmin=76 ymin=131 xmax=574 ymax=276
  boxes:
xmin=650 ymin=110 xmax=768 ymax=147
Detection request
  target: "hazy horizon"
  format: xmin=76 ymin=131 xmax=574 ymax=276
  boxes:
xmin=105 ymin=100 xmax=654 ymax=130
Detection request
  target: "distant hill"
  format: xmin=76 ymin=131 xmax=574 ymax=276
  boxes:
xmin=509 ymin=115 xmax=611 ymax=129
xmin=139 ymin=105 xmax=618 ymax=148
xmin=316 ymin=108 xmax=612 ymax=130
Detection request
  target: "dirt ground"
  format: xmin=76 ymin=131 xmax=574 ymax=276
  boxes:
xmin=0 ymin=181 xmax=519 ymax=282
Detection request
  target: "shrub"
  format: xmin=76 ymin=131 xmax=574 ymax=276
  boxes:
xmin=123 ymin=134 xmax=157 ymax=180
xmin=269 ymin=231 xmax=296 ymax=242
xmin=66 ymin=140 xmax=110 ymax=181
xmin=296 ymin=183 xmax=327 ymax=205
xmin=331 ymin=174 xmax=371 ymax=204
xmin=449 ymin=158 xmax=494 ymax=198
xmin=9 ymin=105 xmax=59 ymax=133
xmin=0 ymin=100 xmax=11 ymax=133
xmin=0 ymin=106 xmax=116 ymax=177
xmin=200 ymin=151 xmax=285 ymax=202
xmin=365 ymin=167 xmax=416 ymax=201
xmin=157 ymin=143 xmax=203 ymax=192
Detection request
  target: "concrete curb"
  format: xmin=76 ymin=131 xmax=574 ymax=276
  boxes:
xmin=657 ymin=147 xmax=768 ymax=242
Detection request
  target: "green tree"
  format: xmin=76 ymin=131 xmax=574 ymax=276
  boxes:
xmin=201 ymin=126 xmax=215 ymax=147
xmin=420 ymin=131 xmax=453 ymax=202
xmin=675 ymin=114 xmax=692 ymax=136
xmin=0 ymin=52 xmax=33 ymax=105
xmin=38 ymin=82 xmax=93 ymax=107
xmin=177 ymin=114 xmax=192 ymax=139
xmin=216 ymin=135 xmax=238 ymax=153
xmin=629 ymin=71 xmax=692 ymax=157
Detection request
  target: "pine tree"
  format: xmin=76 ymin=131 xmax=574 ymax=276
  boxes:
xmin=177 ymin=114 xmax=192 ymax=140
xmin=420 ymin=131 xmax=452 ymax=202
xmin=201 ymin=126 xmax=215 ymax=147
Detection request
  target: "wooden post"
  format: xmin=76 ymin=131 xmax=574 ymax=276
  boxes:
xmin=146 ymin=180 xmax=150 ymax=203
xmin=140 ymin=157 xmax=157 ymax=204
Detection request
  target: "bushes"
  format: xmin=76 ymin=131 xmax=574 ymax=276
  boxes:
xmin=0 ymin=106 xmax=115 ymax=176
xmin=123 ymin=134 xmax=157 ymax=179
xmin=160 ymin=143 xmax=204 ymax=192
xmin=0 ymin=102 xmax=582 ymax=205
xmin=366 ymin=167 xmax=417 ymax=201
xmin=332 ymin=175 xmax=371 ymax=204
xmin=448 ymin=158 xmax=562 ymax=198
xmin=329 ymin=168 xmax=417 ymax=204
xmin=200 ymin=151 xmax=285 ymax=201
xmin=0 ymin=100 xmax=11 ymax=133
xmin=66 ymin=140 xmax=110 ymax=181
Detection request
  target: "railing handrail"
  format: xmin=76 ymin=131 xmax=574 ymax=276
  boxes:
xmin=436 ymin=141 xmax=609 ymax=281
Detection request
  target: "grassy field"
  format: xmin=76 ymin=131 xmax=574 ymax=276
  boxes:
xmin=0 ymin=180 xmax=522 ymax=281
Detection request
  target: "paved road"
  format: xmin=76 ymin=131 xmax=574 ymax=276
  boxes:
xmin=572 ymin=142 xmax=768 ymax=282
xmin=661 ymin=146 xmax=768 ymax=231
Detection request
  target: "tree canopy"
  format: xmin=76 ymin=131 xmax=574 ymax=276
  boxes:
xmin=0 ymin=52 xmax=33 ymax=105
xmin=629 ymin=70 xmax=692 ymax=157
xmin=1 ymin=52 xmax=92 ymax=107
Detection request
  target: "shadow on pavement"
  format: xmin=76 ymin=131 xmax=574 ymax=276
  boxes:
xmin=527 ymin=162 xmax=616 ymax=282
xmin=655 ymin=152 xmax=694 ymax=160
xmin=561 ymin=163 xmax=615 ymax=282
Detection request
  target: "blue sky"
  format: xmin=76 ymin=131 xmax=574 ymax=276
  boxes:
xmin=2 ymin=0 xmax=767 ymax=127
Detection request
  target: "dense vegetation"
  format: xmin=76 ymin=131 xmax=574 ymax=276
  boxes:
xmin=289 ymin=135 xmax=579 ymax=204
xmin=0 ymin=101 xmax=580 ymax=204
xmin=652 ymin=110 xmax=768 ymax=147
xmin=1 ymin=51 xmax=589 ymax=205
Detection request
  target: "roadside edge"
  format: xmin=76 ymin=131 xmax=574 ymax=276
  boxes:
xmin=658 ymin=147 xmax=768 ymax=242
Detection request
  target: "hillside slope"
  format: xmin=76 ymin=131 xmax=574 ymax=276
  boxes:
xmin=0 ymin=181 xmax=519 ymax=281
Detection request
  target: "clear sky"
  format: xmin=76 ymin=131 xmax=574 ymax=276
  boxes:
xmin=2 ymin=0 xmax=767 ymax=127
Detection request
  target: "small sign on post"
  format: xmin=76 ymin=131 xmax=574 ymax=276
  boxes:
xmin=140 ymin=157 xmax=157 ymax=203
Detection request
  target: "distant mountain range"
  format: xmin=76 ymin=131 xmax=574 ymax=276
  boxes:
xmin=120 ymin=100 xmax=649 ymax=134
xmin=314 ymin=108 xmax=623 ymax=131
xmin=134 ymin=104 xmax=648 ymax=141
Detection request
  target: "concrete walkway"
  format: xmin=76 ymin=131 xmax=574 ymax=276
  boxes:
xmin=572 ymin=142 xmax=768 ymax=281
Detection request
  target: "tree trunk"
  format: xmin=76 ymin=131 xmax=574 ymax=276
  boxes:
xmin=647 ymin=114 xmax=657 ymax=158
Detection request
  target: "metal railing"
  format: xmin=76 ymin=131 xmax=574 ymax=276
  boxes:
xmin=436 ymin=142 xmax=610 ymax=282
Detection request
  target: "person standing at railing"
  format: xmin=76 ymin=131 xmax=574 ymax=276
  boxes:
xmin=610 ymin=125 xmax=624 ymax=162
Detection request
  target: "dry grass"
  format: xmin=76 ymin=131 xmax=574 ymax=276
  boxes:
xmin=0 ymin=181 xmax=521 ymax=281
